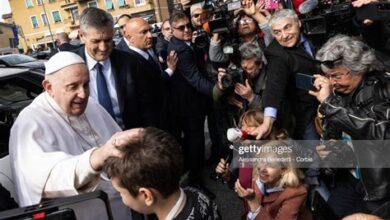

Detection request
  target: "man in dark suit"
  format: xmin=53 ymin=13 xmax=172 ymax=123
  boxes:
xmin=252 ymin=9 xmax=320 ymax=140
xmin=75 ymin=8 xmax=143 ymax=131
xmin=56 ymin=32 xmax=80 ymax=51
xmin=75 ymin=8 xmax=149 ymax=220
xmin=115 ymin=14 xmax=132 ymax=51
xmin=167 ymin=11 xmax=222 ymax=194
xmin=50 ymin=32 xmax=80 ymax=57
xmin=120 ymin=17 xmax=177 ymax=128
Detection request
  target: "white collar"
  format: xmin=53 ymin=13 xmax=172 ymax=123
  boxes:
xmin=165 ymin=188 xmax=185 ymax=220
xmin=255 ymin=178 xmax=284 ymax=195
xmin=84 ymin=48 xmax=110 ymax=71
xmin=45 ymin=92 xmax=78 ymax=121
xmin=127 ymin=44 xmax=150 ymax=60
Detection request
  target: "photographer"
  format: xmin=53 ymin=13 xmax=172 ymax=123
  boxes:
xmin=221 ymin=42 xmax=267 ymax=110
xmin=309 ymin=35 xmax=390 ymax=218
xmin=209 ymin=0 xmax=272 ymax=66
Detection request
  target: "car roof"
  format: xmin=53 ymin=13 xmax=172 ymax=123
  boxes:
xmin=0 ymin=67 xmax=35 ymax=78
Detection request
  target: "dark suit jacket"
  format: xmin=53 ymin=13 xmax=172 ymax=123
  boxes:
xmin=263 ymin=39 xmax=320 ymax=138
xmin=115 ymin=38 xmax=128 ymax=52
xmin=155 ymin=35 xmax=169 ymax=59
xmin=167 ymin=37 xmax=214 ymax=117
xmin=58 ymin=42 xmax=80 ymax=51
xmin=117 ymin=45 xmax=169 ymax=128
xmin=74 ymin=46 xmax=141 ymax=129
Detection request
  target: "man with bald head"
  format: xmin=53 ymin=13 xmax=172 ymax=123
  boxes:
xmin=121 ymin=17 xmax=178 ymax=128
xmin=9 ymin=51 xmax=134 ymax=219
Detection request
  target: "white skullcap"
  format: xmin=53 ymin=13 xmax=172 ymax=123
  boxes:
xmin=190 ymin=3 xmax=204 ymax=15
xmin=45 ymin=51 xmax=85 ymax=75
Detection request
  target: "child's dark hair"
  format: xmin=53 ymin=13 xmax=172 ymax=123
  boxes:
xmin=103 ymin=127 xmax=184 ymax=198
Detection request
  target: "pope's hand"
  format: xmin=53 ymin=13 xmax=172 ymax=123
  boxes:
xmin=89 ymin=128 xmax=143 ymax=171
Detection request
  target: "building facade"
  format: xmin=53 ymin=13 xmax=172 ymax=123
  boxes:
xmin=0 ymin=22 xmax=19 ymax=55
xmin=8 ymin=0 xmax=174 ymax=53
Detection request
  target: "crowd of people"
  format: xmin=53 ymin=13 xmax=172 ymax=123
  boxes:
xmin=1 ymin=0 xmax=389 ymax=219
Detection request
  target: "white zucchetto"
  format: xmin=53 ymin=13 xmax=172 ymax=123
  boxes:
xmin=45 ymin=51 xmax=85 ymax=75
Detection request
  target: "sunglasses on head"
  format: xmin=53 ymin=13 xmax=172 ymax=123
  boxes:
xmin=173 ymin=23 xmax=192 ymax=32
xmin=318 ymin=57 xmax=343 ymax=69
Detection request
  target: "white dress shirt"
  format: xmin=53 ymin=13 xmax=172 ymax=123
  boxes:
xmin=84 ymin=49 xmax=124 ymax=128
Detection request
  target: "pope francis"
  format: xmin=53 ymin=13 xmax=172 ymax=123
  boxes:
xmin=9 ymin=51 xmax=136 ymax=220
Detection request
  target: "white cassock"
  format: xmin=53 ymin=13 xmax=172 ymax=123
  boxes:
xmin=9 ymin=92 xmax=132 ymax=220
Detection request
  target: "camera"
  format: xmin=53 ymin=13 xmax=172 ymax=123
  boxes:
xmin=202 ymin=0 xmax=241 ymax=34
xmin=221 ymin=65 xmax=244 ymax=90
xmin=300 ymin=0 xmax=356 ymax=45
xmin=194 ymin=28 xmax=209 ymax=49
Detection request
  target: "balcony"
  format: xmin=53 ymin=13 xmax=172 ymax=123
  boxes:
xmin=61 ymin=2 xmax=78 ymax=10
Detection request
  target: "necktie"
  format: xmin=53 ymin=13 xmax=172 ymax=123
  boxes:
xmin=95 ymin=63 xmax=115 ymax=118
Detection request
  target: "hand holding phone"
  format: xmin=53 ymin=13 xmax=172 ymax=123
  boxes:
xmin=308 ymin=74 xmax=333 ymax=103
xmin=238 ymin=167 xmax=253 ymax=189
xmin=295 ymin=73 xmax=315 ymax=91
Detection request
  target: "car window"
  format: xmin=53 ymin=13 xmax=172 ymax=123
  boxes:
xmin=0 ymin=78 xmax=40 ymax=107
xmin=0 ymin=55 xmax=37 ymax=66
xmin=0 ymin=74 xmax=43 ymax=157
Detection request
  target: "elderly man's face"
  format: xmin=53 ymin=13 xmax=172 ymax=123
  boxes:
xmin=80 ymin=27 xmax=113 ymax=61
xmin=324 ymin=65 xmax=363 ymax=94
xmin=238 ymin=15 xmax=257 ymax=37
xmin=241 ymin=58 xmax=261 ymax=79
xmin=44 ymin=64 xmax=90 ymax=116
xmin=271 ymin=17 xmax=301 ymax=48
xmin=126 ymin=19 xmax=153 ymax=50
xmin=191 ymin=8 xmax=203 ymax=28
xmin=172 ymin=18 xmax=192 ymax=41
xmin=161 ymin=21 xmax=173 ymax=41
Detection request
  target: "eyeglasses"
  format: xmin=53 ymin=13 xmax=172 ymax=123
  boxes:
xmin=326 ymin=71 xmax=350 ymax=81
xmin=192 ymin=13 xmax=201 ymax=18
xmin=173 ymin=23 xmax=192 ymax=32
xmin=319 ymin=58 xmax=343 ymax=69
xmin=238 ymin=18 xmax=254 ymax=25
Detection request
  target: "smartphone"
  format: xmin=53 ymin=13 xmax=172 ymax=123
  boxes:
xmin=239 ymin=167 xmax=253 ymax=189
xmin=295 ymin=73 xmax=315 ymax=91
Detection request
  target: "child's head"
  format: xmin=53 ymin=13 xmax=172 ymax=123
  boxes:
xmin=239 ymin=109 xmax=289 ymax=140
xmin=103 ymin=127 xmax=184 ymax=214
xmin=253 ymin=140 xmax=304 ymax=188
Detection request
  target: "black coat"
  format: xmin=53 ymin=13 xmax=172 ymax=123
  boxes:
xmin=167 ymin=37 xmax=214 ymax=117
xmin=58 ymin=42 xmax=80 ymax=51
xmin=118 ymin=45 xmax=169 ymax=128
xmin=74 ymin=47 xmax=141 ymax=129
xmin=155 ymin=35 xmax=169 ymax=59
xmin=115 ymin=38 xmax=128 ymax=52
xmin=263 ymin=39 xmax=320 ymax=138
xmin=320 ymin=71 xmax=390 ymax=201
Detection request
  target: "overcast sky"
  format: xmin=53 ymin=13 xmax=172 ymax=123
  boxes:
xmin=0 ymin=0 xmax=12 ymax=22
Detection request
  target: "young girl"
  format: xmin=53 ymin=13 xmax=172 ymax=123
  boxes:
xmin=215 ymin=109 xmax=288 ymax=183
xmin=235 ymin=140 xmax=312 ymax=220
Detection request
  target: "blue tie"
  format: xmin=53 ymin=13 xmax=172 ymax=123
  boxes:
xmin=95 ymin=63 xmax=115 ymax=118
